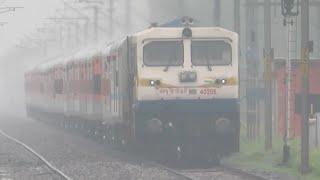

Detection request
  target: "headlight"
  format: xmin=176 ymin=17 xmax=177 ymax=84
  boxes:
xmin=150 ymin=80 xmax=156 ymax=86
xmin=182 ymin=27 xmax=192 ymax=38
xmin=149 ymin=80 xmax=160 ymax=86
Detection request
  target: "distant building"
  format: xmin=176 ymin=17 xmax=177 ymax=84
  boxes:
xmin=273 ymin=59 xmax=320 ymax=137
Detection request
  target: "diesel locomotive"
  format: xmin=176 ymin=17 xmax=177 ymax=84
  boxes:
xmin=25 ymin=20 xmax=240 ymax=162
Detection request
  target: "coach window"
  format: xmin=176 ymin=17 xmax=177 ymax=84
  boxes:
xmin=89 ymin=63 xmax=92 ymax=80
xmin=86 ymin=64 xmax=89 ymax=80
xmin=191 ymin=40 xmax=232 ymax=66
xmin=143 ymin=41 xmax=184 ymax=66
xmin=81 ymin=64 xmax=84 ymax=80
xmin=93 ymin=74 xmax=101 ymax=94
xmin=54 ymin=79 xmax=63 ymax=94
xmin=104 ymin=62 xmax=108 ymax=72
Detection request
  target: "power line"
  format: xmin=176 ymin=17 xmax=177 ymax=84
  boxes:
xmin=0 ymin=0 xmax=7 ymax=7
xmin=264 ymin=0 xmax=273 ymax=151
xmin=0 ymin=6 xmax=23 ymax=14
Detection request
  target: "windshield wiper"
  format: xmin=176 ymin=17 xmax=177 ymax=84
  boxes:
xmin=206 ymin=58 xmax=212 ymax=71
xmin=163 ymin=64 xmax=170 ymax=72
xmin=163 ymin=54 xmax=176 ymax=72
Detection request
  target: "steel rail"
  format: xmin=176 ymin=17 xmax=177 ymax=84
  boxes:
xmin=179 ymin=165 xmax=269 ymax=180
xmin=222 ymin=165 xmax=269 ymax=180
xmin=0 ymin=129 xmax=72 ymax=180
xmin=146 ymin=161 xmax=193 ymax=180
xmin=149 ymin=161 xmax=269 ymax=180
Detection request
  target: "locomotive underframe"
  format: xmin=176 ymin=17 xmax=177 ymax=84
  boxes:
xmin=134 ymin=99 xmax=240 ymax=162
xmin=27 ymin=98 xmax=240 ymax=163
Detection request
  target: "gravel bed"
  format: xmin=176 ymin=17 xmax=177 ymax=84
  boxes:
xmin=243 ymin=169 xmax=299 ymax=180
xmin=0 ymin=116 xmax=299 ymax=180
xmin=180 ymin=168 xmax=264 ymax=180
xmin=0 ymin=135 xmax=59 ymax=180
xmin=182 ymin=171 xmax=243 ymax=180
xmin=0 ymin=116 xmax=183 ymax=180
xmin=221 ymin=162 xmax=299 ymax=180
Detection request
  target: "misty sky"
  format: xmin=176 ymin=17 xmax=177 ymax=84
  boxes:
xmin=2 ymin=0 xmax=320 ymax=116
xmin=0 ymin=0 xmax=61 ymax=56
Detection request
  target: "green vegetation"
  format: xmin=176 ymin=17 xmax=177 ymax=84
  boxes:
xmin=227 ymin=133 xmax=320 ymax=180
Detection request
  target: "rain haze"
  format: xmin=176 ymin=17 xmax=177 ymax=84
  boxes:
xmin=0 ymin=0 xmax=320 ymax=180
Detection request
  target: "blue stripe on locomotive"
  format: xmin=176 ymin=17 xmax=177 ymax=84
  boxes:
xmin=134 ymin=99 xmax=239 ymax=114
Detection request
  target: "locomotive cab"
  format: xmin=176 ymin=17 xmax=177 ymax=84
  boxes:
xmin=132 ymin=26 xmax=240 ymax=161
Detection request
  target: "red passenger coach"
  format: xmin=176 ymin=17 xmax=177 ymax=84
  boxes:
xmin=274 ymin=59 xmax=320 ymax=137
xmin=92 ymin=56 xmax=103 ymax=117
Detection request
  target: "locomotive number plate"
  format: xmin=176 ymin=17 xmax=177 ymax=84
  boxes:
xmin=157 ymin=88 xmax=217 ymax=96
xmin=158 ymin=88 xmax=188 ymax=95
xmin=199 ymin=88 xmax=216 ymax=95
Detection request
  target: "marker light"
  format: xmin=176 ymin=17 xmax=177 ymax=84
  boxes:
xmin=215 ymin=79 xmax=227 ymax=85
xmin=150 ymin=80 xmax=155 ymax=86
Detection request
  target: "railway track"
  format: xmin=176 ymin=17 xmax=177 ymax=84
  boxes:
xmin=0 ymin=129 xmax=71 ymax=180
xmin=147 ymin=161 xmax=268 ymax=180
xmin=176 ymin=167 xmax=268 ymax=180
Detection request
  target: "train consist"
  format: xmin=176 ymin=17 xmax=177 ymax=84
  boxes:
xmin=25 ymin=21 xmax=240 ymax=162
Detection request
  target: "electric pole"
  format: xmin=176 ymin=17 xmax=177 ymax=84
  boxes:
xmin=125 ymin=0 xmax=131 ymax=34
xmin=246 ymin=0 xmax=260 ymax=140
xmin=109 ymin=0 xmax=114 ymax=38
xmin=234 ymin=0 xmax=240 ymax=34
xmin=59 ymin=25 xmax=64 ymax=50
xmin=234 ymin=0 xmax=241 ymax=152
xmin=264 ymin=0 xmax=273 ymax=150
xmin=179 ymin=0 xmax=185 ymax=17
xmin=93 ymin=5 xmax=99 ymax=42
xmin=47 ymin=17 xmax=88 ymax=49
xmin=213 ymin=0 xmax=221 ymax=26
xmin=83 ymin=20 xmax=89 ymax=45
xmin=62 ymin=1 xmax=90 ymax=45
xmin=0 ymin=22 xmax=8 ymax=27
xmin=78 ymin=0 xmax=105 ymax=42
xmin=281 ymin=0 xmax=299 ymax=164
xmin=300 ymin=0 xmax=311 ymax=174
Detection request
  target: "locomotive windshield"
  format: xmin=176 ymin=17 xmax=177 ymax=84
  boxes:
xmin=143 ymin=41 xmax=183 ymax=66
xmin=191 ymin=40 xmax=232 ymax=66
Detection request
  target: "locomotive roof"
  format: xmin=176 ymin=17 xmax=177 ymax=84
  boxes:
xmin=31 ymin=44 xmax=107 ymax=72
xmin=27 ymin=26 xmax=236 ymax=73
xmin=132 ymin=26 xmax=237 ymax=38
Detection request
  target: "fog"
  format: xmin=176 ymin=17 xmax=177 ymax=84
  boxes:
xmin=1 ymin=1 xmax=320 ymax=177
xmin=0 ymin=0 xmax=233 ymax=117
xmin=1 ymin=0 xmax=320 ymax=118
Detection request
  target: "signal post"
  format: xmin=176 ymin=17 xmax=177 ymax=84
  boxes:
xmin=300 ymin=0 xmax=311 ymax=174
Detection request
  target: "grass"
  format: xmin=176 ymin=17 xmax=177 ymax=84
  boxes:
xmin=226 ymin=131 xmax=320 ymax=180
